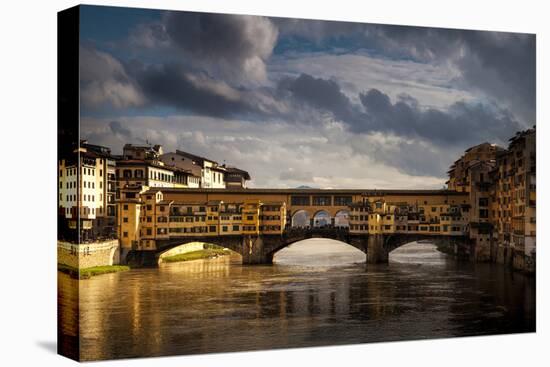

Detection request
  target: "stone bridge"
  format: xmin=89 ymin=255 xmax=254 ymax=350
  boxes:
xmin=126 ymin=228 xmax=469 ymax=267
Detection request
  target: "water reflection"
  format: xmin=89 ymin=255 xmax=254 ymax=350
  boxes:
xmin=58 ymin=240 xmax=535 ymax=361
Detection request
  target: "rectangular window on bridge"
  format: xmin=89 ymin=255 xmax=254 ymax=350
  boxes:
xmin=479 ymin=198 xmax=489 ymax=207
xmin=209 ymin=226 xmax=216 ymax=233
xmin=222 ymin=226 xmax=228 ymax=232
xmin=291 ymin=196 xmax=310 ymax=206
xmin=312 ymin=196 xmax=331 ymax=206
xmin=233 ymin=225 xmax=239 ymax=231
xmin=334 ymin=196 xmax=352 ymax=206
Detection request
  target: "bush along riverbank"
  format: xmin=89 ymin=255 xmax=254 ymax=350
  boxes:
xmin=58 ymin=264 xmax=130 ymax=279
xmin=161 ymin=248 xmax=231 ymax=263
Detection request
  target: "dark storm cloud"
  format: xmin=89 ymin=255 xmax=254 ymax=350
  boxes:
xmin=274 ymin=20 xmax=535 ymax=125
xmin=278 ymin=73 xmax=521 ymax=147
xmin=457 ymin=31 xmax=535 ymax=124
xmin=358 ymin=88 xmax=521 ymax=145
xmin=278 ymin=73 xmax=357 ymax=122
xmin=370 ymin=26 xmax=535 ymax=123
xmin=162 ymin=11 xmax=278 ymax=82
xmin=134 ymin=63 xmax=255 ymax=117
xmin=375 ymin=27 xmax=536 ymax=124
xmin=109 ymin=120 xmax=132 ymax=138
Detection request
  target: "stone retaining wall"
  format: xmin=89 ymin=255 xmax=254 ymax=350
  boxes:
xmin=58 ymin=240 xmax=120 ymax=269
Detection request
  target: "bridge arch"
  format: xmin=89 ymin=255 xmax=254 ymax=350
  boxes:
xmin=383 ymin=233 xmax=470 ymax=255
xmin=334 ymin=209 xmax=350 ymax=228
xmin=312 ymin=210 xmax=331 ymax=228
xmin=291 ymin=209 xmax=311 ymax=228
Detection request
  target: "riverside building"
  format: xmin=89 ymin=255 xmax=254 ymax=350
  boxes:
xmin=58 ymin=141 xmax=117 ymax=241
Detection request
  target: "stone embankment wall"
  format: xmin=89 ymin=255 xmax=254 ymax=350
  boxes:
xmin=492 ymin=243 xmax=535 ymax=274
xmin=58 ymin=240 xmax=120 ymax=269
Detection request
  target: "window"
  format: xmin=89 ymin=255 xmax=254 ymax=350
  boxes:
xmin=479 ymin=209 xmax=489 ymax=219
xmin=222 ymin=226 xmax=228 ymax=232
xmin=479 ymin=198 xmax=489 ymax=207
xmin=291 ymin=196 xmax=310 ymax=206
xmin=209 ymin=226 xmax=216 ymax=233
xmin=146 ymin=229 xmax=152 ymax=236
xmin=334 ymin=196 xmax=352 ymax=206
xmin=160 ymin=206 xmax=165 ymax=212
xmin=312 ymin=196 xmax=331 ymax=206
xmin=123 ymin=232 xmax=128 ymax=238
xmin=247 ymin=215 xmax=254 ymax=220
xmin=233 ymin=225 xmax=239 ymax=231
xmin=123 ymin=204 xmax=128 ymax=210
xmin=123 ymin=217 xmax=128 ymax=223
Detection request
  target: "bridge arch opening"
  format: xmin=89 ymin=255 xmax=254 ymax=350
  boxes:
xmin=156 ymin=241 xmax=241 ymax=265
xmin=291 ymin=210 xmax=310 ymax=228
xmin=273 ymin=238 xmax=365 ymax=267
xmin=388 ymin=240 xmax=448 ymax=265
xmin=334 ymin=210 xmax=350 ymax=228
xmin=313 ymin=210 xmax=331 ymax=228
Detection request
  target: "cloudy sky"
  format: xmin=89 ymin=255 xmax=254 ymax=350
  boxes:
xmin=79 ymin=5 xmax=535 ymax=189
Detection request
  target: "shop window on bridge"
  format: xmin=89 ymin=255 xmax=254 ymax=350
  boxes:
xmin=291 ymin=196 xmax=310 ymax=206
xmin=479 ymin=209 xmax=489 ymax=218
xmin=313 ymin=196 xmax=331 ymax=206
xmin=233 ymin=225 xmax=240 ymax=231
xmin=334 ymin=196 xmax=352 ymax=206
xmin=209 ymin=225 xmax=216 ymax=233
xmin=479 ymin=198 xmax=489 ymax=207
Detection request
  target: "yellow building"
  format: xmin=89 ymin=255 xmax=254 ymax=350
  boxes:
xmin=117 ymin=188 xmax=288 ymax=253
xmin=446 ymin=142 xmax=504 ymax=192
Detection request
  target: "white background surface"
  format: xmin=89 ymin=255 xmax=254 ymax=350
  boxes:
xmin=0 ymin=0 xmax=547 ymax=365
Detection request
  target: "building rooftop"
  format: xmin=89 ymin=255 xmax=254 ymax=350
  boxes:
xmin=174 ymin=149 xmax=218 ymax=165
xmin=223 ymin=166 xmax=251 ymax=180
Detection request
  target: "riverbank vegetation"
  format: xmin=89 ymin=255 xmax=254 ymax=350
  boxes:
xmin=161 ymin=247 xmax=231 ymax=263
xmin=58 ymin=264 xmax=130 ymax=279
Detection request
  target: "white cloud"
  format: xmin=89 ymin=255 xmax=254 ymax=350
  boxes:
xmin=80 ymin=46 xmax=145 ymax=109
xmin=81 ymin=114 xmax=450 ymax=189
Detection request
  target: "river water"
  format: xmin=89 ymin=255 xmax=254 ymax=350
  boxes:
xmin=58 ymin=239 xmax=535 ymax=361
